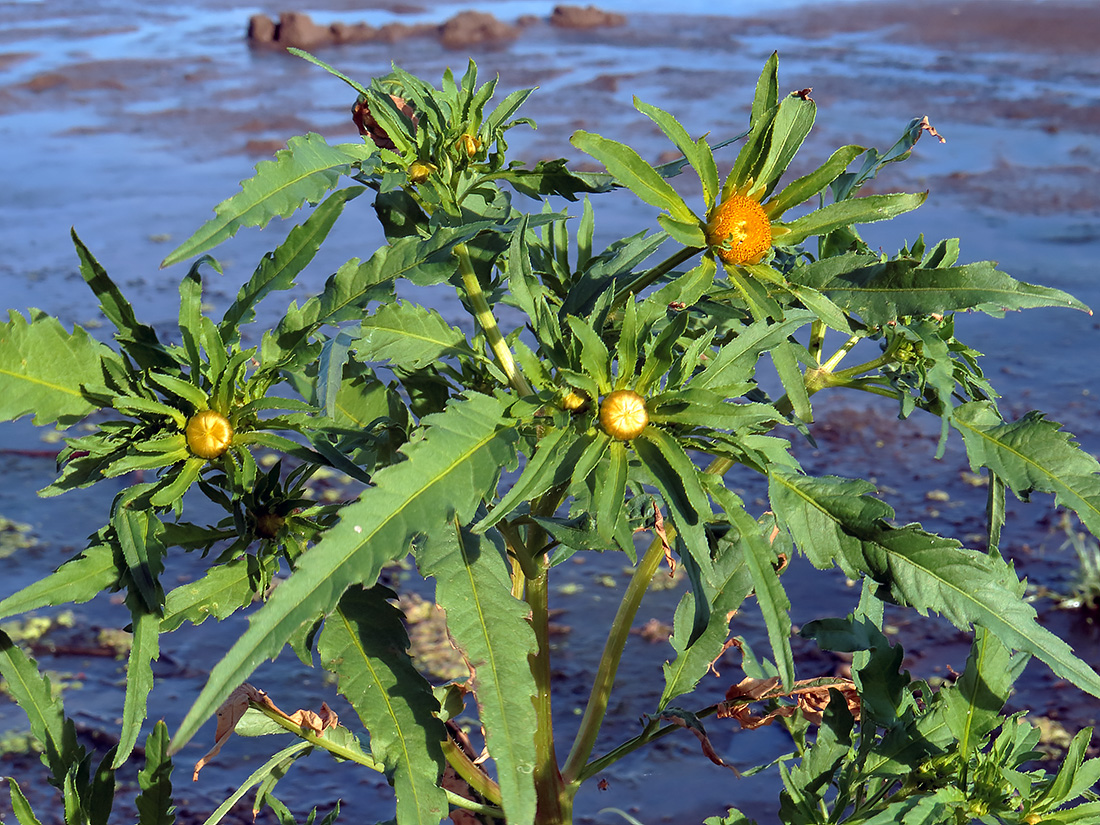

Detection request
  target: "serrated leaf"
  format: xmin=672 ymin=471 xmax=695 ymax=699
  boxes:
xmin=160 ymin=558 xmax=261 ymax=632
xmin=197 ymin=742 xmax=312 ymax=825
xmin=572 ymin=131 xmax=697 ymax=225
xmin=359 ymin=301 xmax=483 ymax=370
xmin=792 ymin=254 xmax=1088 ymax=323
xmin=707 ymin=480 xmax=794 ymax=689
xmin=774 ymin=193 xmax=927 ymax=249
xmin=0 ymin=310 xmax=111 ymax=426
xmin=417 ymin=525 xmax=538 ymax=825
xmin=942 ymin=626 xmax=1026 ymax=763
xmin=660 ymin=536 xmax=754 ymax=709
xmin=162 ymin=134 xmax=365 ymax=267
xmin=115 ymin=608 xmax=159 ymax=768
xmin=0 ymin=629 xmax=83 ymax=786
xmin=171 ymin=393 xmax=517 ymax=752
xmin=766 ymin=145 xmax=865 ymax=218
xmin=635 ymin=99 xmax=720 ymax=208
xmin=952 ymin=402 xmax=1100 ymax=540
xmin=768 ymin=469 xmax=1100 ymax=698
xmin=71 ymin=230 xmax=170 ymax=371
xmin=0 ymin=542 xmax=118 ymax=620
xmin=136 ymin=721 xmax=175 ymax=825
xmin=319 ymin=586 xmax=447 ymax=825
xmin=7 ymin=779 xmax=44 ymax=825
xmin=753 ymin=93 xmax=816 ymax=200
xmin=690 ymin=312 xmax=812 ymax=392
xmin=220 ymin=187 xmax=363 ymax=340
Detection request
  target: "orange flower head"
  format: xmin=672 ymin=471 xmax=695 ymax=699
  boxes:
xmin=599 ymin=390 xmax=648 ymax=441
xmin=185 ymin=410 xmax=233 ymax=459
xmin=705 ymin=194 xmax=773 ymax=265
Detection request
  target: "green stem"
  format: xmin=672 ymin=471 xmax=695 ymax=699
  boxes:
xmin=577 ymin=704 xmax=719 ymax=782
xmin=250 ymin=702 xmax=503 ymax=817
xmin=455 ymin=242 xmax=534 ymax=397
xmin=561 ymin=532 xmax=667 ymax=784
xmin=442 ymin=738 xmax=504 ymax=807
xmin=808 ymin=319 xmax=826 ymax=362
xmin=526 ymin=547 xmax=570 ymax=823
xmin=819 ymin=334 xmax=862 ymax=372
xmin=611 ymin=246 xmax=702 ymax=309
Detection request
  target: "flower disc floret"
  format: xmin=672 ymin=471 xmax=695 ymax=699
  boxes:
xmin=185 ymin=410 xmax=233 ymax=459
xmin=705 ymin=194 xmax=773 ymax=265
xmin=599 ymin=390 xmax=648 ymax=440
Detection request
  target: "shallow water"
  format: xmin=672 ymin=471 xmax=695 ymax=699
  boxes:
xmin=1 ymin=1 xmax=1099 ymax=823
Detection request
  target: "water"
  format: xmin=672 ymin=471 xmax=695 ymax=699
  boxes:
xmin=1 ymin=1 xmax=1099 ymax=822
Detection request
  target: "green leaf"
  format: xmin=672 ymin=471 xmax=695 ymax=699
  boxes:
xmin=707 ymin=480 xmax=794 ymax=689
xmin=952 ymin=402 xmax=1100 ymax=540
xmin=750 ymin=53 xmax=779 ymax=130
xmin=0 ymin=542 xmax=119 ymax=620
xmin=71 ymin=230 xmax=170 ymax=371
xmin=113 ymin=506 xmax=166 ymax=615
xmin=635 ymin=98 xmax=719 ymax=208
xmin=0 ymin=310 xmax=111 ymax=426
xmin=753 ymin=93 xmax=816 ymax=200
xmin=941 ymin=627 xmax=1027 ymax=762
xmin=571 ymin=131 xmax=697 ymax=225
xmin=766 ymin=145 xmax=865 ymax=218
xmin=220 ymin=187 xmax=363 ymax=340
xmin=136 ymin=721 xmax=176 ymax=825
xmin=7 ymin=779 xmax=44 ymax=825
xmin=768 ymin=469 xmax=1100 ymax=698
xmin=115 ymin=608 xmax=159 ymax=768
xmin=773 ymin=193 xmax=927 ymax=248
xmin=318 ymin=586 xmax=447 ymax=825
xmin=358 ymin=301 xmax=483 ymax=370
xmin=594 ymin=440 xmax=629 ymax=545
xmin=417 ymin=525 xmax=539 ymax=825
xmin=659 ymin=533 xmax=754 ymax=709
xmin=171 ymin=393 xmax=517 ymax=752
xmin=792 ymin=254 xmax=1088 ymax=324
xmin=162 ymin=134 xmax=367 ymax=267
xmin=1032 ymin=727 xmax=1100 ymax=813
xmin=197 ymin=742 xmax=312 ymax=825
xmin=161 ymin=556 xmax=267 ymax=632
xmin=0 ymin=629 xmax=83 ymax=786
xmin=690 ymin=312 xmax=812 ymax=392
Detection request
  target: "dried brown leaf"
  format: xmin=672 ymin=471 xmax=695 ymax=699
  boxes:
xmin=717 ymin=675 xmax=860 ymax=729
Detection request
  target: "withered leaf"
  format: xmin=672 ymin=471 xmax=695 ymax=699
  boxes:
xmin=717 ymin=675 xmax=860 ymax=730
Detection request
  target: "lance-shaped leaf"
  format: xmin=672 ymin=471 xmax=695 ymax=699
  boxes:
xmin=7 ymin=779 xmax=44 ymax=825
xmin=0 ymin=310 xmax=113 ymax=426
xmin=417 ymin=525 xmax=539 ymax=825
xmin=72 ymin=230 xmax=171 ymax=371
xmin=753 ymin=93 xmax=816 ymax=201
xmin=220 ymin=187 xmax=363 ymax=340
xmin=635 ymin=98 xmax=719 ymax=208
xmin=161 ymin=134 xmax=368 ymax=267
xmin=571 ymin=131 xmax=697 ymax=225
xmin=318 ymin=586 xmax=447 ymax=825
xmin=689 ymin=311 xmax=813 ymax=393
xmin=952 ymin=402 xmax=1100 ymax=540
xmin=358 ymin=301 xmax=484 ymax=370
xmin=773 ymin=192 xmax=927 ymax=249
xmin=768 ymin=469 xmax=1100 ymax=698
xmin=707 ymin=479 xmax=794 ymax=690
xmin=766 ymin=145 xmax=866 ymax=218
xmin=791 ymin=254 xmax=1087 ymax=324
xmin=171 ymin=393 xmax=517 ymax=752
xmin=136 ymin=721 xmax=176 ymax=825
xmin=941 ymin=627 xmax=1027 ymax=764
xmin=0 ymin=629 xmax=84 ymax=786
xmin=0 ymin=542 xmax=118 ymax=620
xmin=660 ymin=535 xmax=754 ymax=709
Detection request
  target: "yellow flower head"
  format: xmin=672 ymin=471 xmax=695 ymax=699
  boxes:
xmin=599 ymin=390 xmax=648 ymax=441
xmin=185 ymin=409 xmax=233 ymax=459
xmin=705 ymin=193 xmax=773 ymax=266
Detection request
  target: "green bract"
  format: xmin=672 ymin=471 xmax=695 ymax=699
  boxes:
xmin=1 ymin=54 xmax=1098 ymax=825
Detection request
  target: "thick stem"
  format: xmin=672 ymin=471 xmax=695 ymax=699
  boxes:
xmin=561 ymin=532 xmax=667 ymax=784
xmin=455 ymin=242 xmax=534 ymax=397
xmin=526 ymin=548 xmax=570 ymax=824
